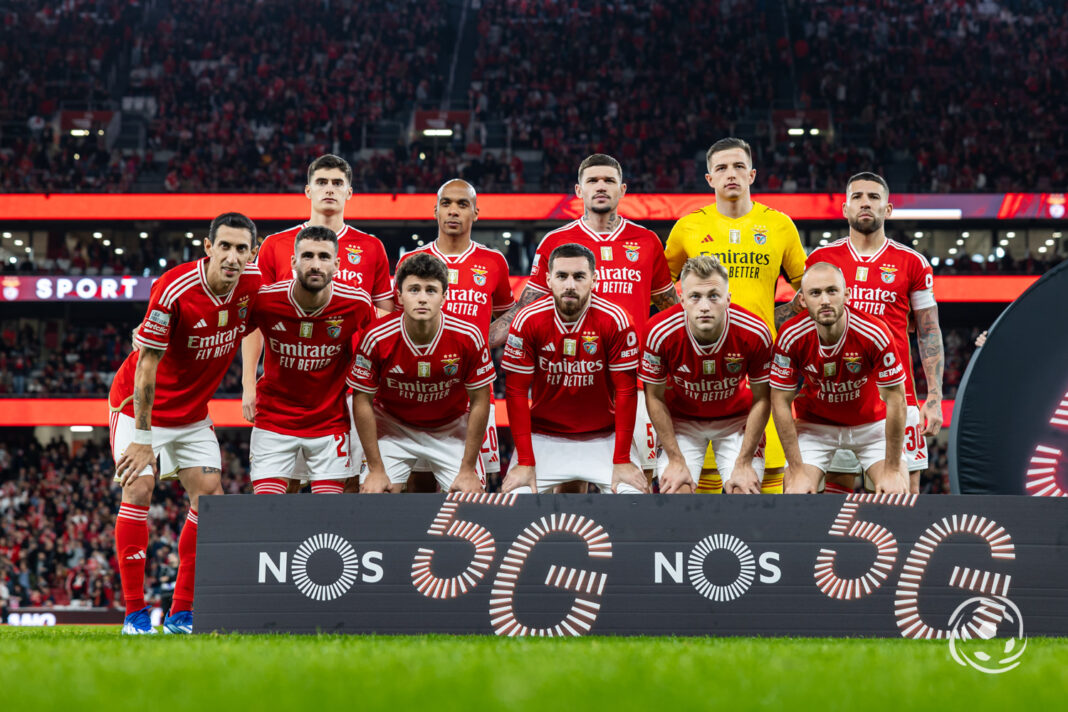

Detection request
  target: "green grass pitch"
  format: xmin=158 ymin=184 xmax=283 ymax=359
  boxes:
xmin=2 ymin=627 xmax=1064 ymax=711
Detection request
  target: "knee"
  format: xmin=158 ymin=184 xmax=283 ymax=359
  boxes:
xmin=122 ymin=477 xmax=154 ymax=507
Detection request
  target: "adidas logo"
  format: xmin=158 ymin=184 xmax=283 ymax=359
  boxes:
xmin=193 ymin=319 xmax=207 ymax=329
xmin=701 ymin=235 xmax=716 ymax=243
xmin=272 ymin=322 xmax=287 ymax=332
xmin=678 ymin=364 xmax=691 ymax=373
xmin=389 ymin=365 xmax=404 ymax=374
xmin=541 ymin=343 xmax=555 ymax=352
xmin=804 ymin=365 xmax=818 ymax=374
xmin=125 ymin=550 xmax=146 ymax=561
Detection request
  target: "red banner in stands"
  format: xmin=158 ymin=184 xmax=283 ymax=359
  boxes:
xmin=0 ymin=398 xmax=956 ymax=429
xmin=0 ymin=193 xmax=1064 ymax=221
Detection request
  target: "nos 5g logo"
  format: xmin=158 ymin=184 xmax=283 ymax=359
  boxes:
xmin=653 ymin=534 xmax=782 ymax=601
xmin=258 ymin=533 xmax=384 ymax=602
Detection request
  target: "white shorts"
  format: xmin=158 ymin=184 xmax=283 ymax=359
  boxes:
xmin=249 ymin=427 xmax=352 ymax=482
xmin=634 ymin=390 xmax=658 ymax=471
xmin=109 ymin=412 xmax=220 ymax=481
xmin=826 ymin=405 xmax=928 ymax=473
xmin=656 ymin=414 xmax=765 ymax=485
xmin=798 ymin=419 xmax=902 ymax=474
xmin=507 ymin=431 xmax=643 ymax=494
xmin=412 ymin=403 xmax=500 ymax=475
xmin=363 ymin=409 xmax=486 ymax=490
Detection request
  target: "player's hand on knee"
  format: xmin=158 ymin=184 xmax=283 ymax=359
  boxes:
xmin=116 ymin=443 xmax=157 ymax=487
xmin=873 ymin=461 xmax=908 ymax=495
xmin=361 ymin=467 xmax=391 ymax=494
xmin=502 ymin=465 xmax=536 ymax=494
xmin=612 ymin=463 xmax=649 ymax=494
xmin=726 ymin=459 xmax=762 ymax=494
xmin=783 ymin=465 xmax=815 ymax=494
xmin=659 ymin=458 xmax=694 ymax=494
xmin=449 ymin=465 xmax=484 ymax=494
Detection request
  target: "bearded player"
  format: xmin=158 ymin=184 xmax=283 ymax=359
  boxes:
xmin=110 ymin=213 xmax=260 ymax=634
xmin=490 ymin=154 xmax=676 ymax=483
xmin=501 ymin=243 xmax=647 ymax=495
xmin=349 ymin=253 xmax=495 ymax=493
xmin=641 ymin=256 xmax=773 ymax=494
xmin=396 ymin=179 xmax=514 ymax=487
xmin=664 ymin=137 xmax=806 ymax=494
xmin=247 ymin=226 xmax=375 ymax=494
xmin=803 ymin=172 xmax=943 ymax=494
xmin=771 ymin=263 xmax=909 ymax=495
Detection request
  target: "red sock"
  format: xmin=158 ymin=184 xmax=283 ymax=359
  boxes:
xmin=824 ymin=481 xmax=854 ymax=494
xmin=116 ymin=503 xmax=150 ymax=616
xmin=253 ymin=478 xmax=289 ymax=494
xmin=170 ymin=508 xmax=197 ymax=615
xmin=310 ymin=480 xmax=344 ymax=494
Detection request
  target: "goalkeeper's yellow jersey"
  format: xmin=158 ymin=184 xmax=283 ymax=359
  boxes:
xmin=665 ymin=200 xmax=806 ymax=335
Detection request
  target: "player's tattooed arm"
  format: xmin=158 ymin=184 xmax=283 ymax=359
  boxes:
xmin=133 ymin=347 xmax=164 ymax=431
xmin=651 ymin=287 xmax=680 ymax=312
xmin=914 ymin=304 xmax=945 ymax=435
xmin=774 ymin=292 xmax=802 ymax=330
xmin=488 ymin=286 xmax=542 ymax=348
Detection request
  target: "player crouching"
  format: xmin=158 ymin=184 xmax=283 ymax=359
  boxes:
xmin=349 ymin=253 xmax=495 ymax=493
xmin=771 ymin=263 xmax=909 ymax=495
xmin=641 ymin=256 xmax=773 ymax=494
xmin=247 ymin=226 xmax=375 ymax=495
xmin=501 ymin=243 xmax=648 ymax=494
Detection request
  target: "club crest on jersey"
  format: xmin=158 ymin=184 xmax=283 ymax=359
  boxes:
xmin=600 ymin=246 xmax=614 ymax=262
xmin=582 ymin=335 xmax=599 ymax=355
xmin=325 ymin=319 xmax=343 ymax=339
xmin=299 ymin=322 xmax=313 ymax=338
xmin=346 ymin=246 xmax=363 ymax=265
xmin=217 ymin=311 xmax=229 ymax=327
xmin=752 ymin=226 xmax=768 ymax=246
xmin=441 ymin=356 xmax=460 ymax=376
xmin=471 ymin=266 xmax=488 ymax=286
xmin=729 ymin=229 xmax=741 ymax=245
xmin=417 ymin=361 xmax=431 ymax=378
xmin=824 ymin=362 xmax=837 ymax=377
xmin=447 ymin=269 xmax=459 ymax=285
xmin=623 ymin=243 xmax=640 ymax=262
xmin=856 ymin=266 xmax=869 ymax=282
xmin=879 ymin=265 xmax=897 ymax=284
xmin=563 ymin=338 xmax=577 ymax=356
xmin=725 ymin=354 xmax=744 ymax=374
xmin=844 ymin=353 xmax=862 ymax=374
xmin=703 ymin=360 xmax=716 ymax=375
xmin=237 ymin=296 xmax=250 ymax=320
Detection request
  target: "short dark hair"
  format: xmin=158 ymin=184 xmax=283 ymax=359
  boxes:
xmin=548 ymin=243 xmax=596 ymax=274
xmin=294 ymin=225 xmax=338 ymax=252
xmin=706 ymin=137 xmax=752 ymax=169
xmin=208 ymin=212 xmax=256 ymax=245
xmin=307 ymin=154 xmax=353 ymax=185
xmin=845 ymin=171 xmax=890 ymax=197
xmin=396 ymin=251 xmax=448 ymax=291
xmin=577 ymin=154 xmax=623 ymax=184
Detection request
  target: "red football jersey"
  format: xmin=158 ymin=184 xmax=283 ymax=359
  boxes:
xmin=109 ymin=259 xmax=262 ymax=428
xmin=501 ymin=294 xmax=639 ymax=435
xmin=250 ymin=281 xmax=375 ymax=436
xmin=527 ymin=218 xmax=674 ymax=339
xmin=256 ymin=222 xmax=392 ymax=302
xmin=396 ymin=240 xmax=514 ymax=341
xmin=770 ymin=307 xmax=906 ymax=426
xmin=806 ymin=237 xmax=935 ymax=406
xmin=640 ymin=303 xmax=773 ymax=420
xmin=347 ymin=311 xmax=496 ymax=429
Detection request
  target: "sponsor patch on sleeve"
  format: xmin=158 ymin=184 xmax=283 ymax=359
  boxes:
xmin=774 ymin=353 xmax=791 ymax=369
xmin=148 ymin=309 xmax=171 ymax=327
xmin=507 ymin=334 xmax=524 ymax=350
xmin=355 ymin=355 xmax=372 ymax=371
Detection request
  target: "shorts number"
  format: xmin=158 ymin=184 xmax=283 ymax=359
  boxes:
xmin=334 ymin=433 xmax=348 ymax=459
xmin=481 ymin=424 xmax=499 ymax=454
xmin=904 ymin=425 xmax=920 ymax=452
xmin=646 ymin=423 xmax=655 ymax=450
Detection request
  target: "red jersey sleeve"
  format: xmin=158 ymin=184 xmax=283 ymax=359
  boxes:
xmin=909 ymin=254 xmax=936 ymax=310
xmin=526 ymin=239 xmax=553 ymax=295
xmin=747 ymin=336 xmax=773 ymax=385
xmin=769 ymin=339 xmax=799 ymax=391
xmin=132 ymin=279 xmax=176 ymax=351
xmin=637 ymin=332 xmax=668 ymax=384
xmin=369 ymin=239 xmax=393 ymax=303
xmin=346 ymin=337 xmax=380 ymax=394
xmin=500 ymin=324 xmax=536 ymax=374
xmin=648 ymin=243 xmax=676 ymax=297
xmin=256 ymin=237 xmax=281 ymax=285
xmin=464 ymin=339 xmax=497 ymax=389
xmin=607 ymin=320 xmax=640 ymax=372
xmin=491 ymin=252 xmax=516 ymax=311
xmin=872 ymin=323 xmax=907 ymax=388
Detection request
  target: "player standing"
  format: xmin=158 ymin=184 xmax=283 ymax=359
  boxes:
xmin=640 ymin=256 xmax=773 ymax=494
xmin=247 ymin=226 xmax=376 ymax=494
xmin=770 ymin=263 xmax=909 ymax=495
xmin=500 ymin=243 xmax=647 ymax=494
xmin=349 ymin=253 xmax=495 ymax=493
xmin=803 ymin=173 xmax=944 ymax=494
xmin=489 ymin=154 xmax=677 ymax=479
xmin=397 ymin=179 xmax=514 ymax=483
xmin=109 ymin=213 xmax=260 ymax=634
xmin=664 ymin=137 xmax=807 ymax=493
